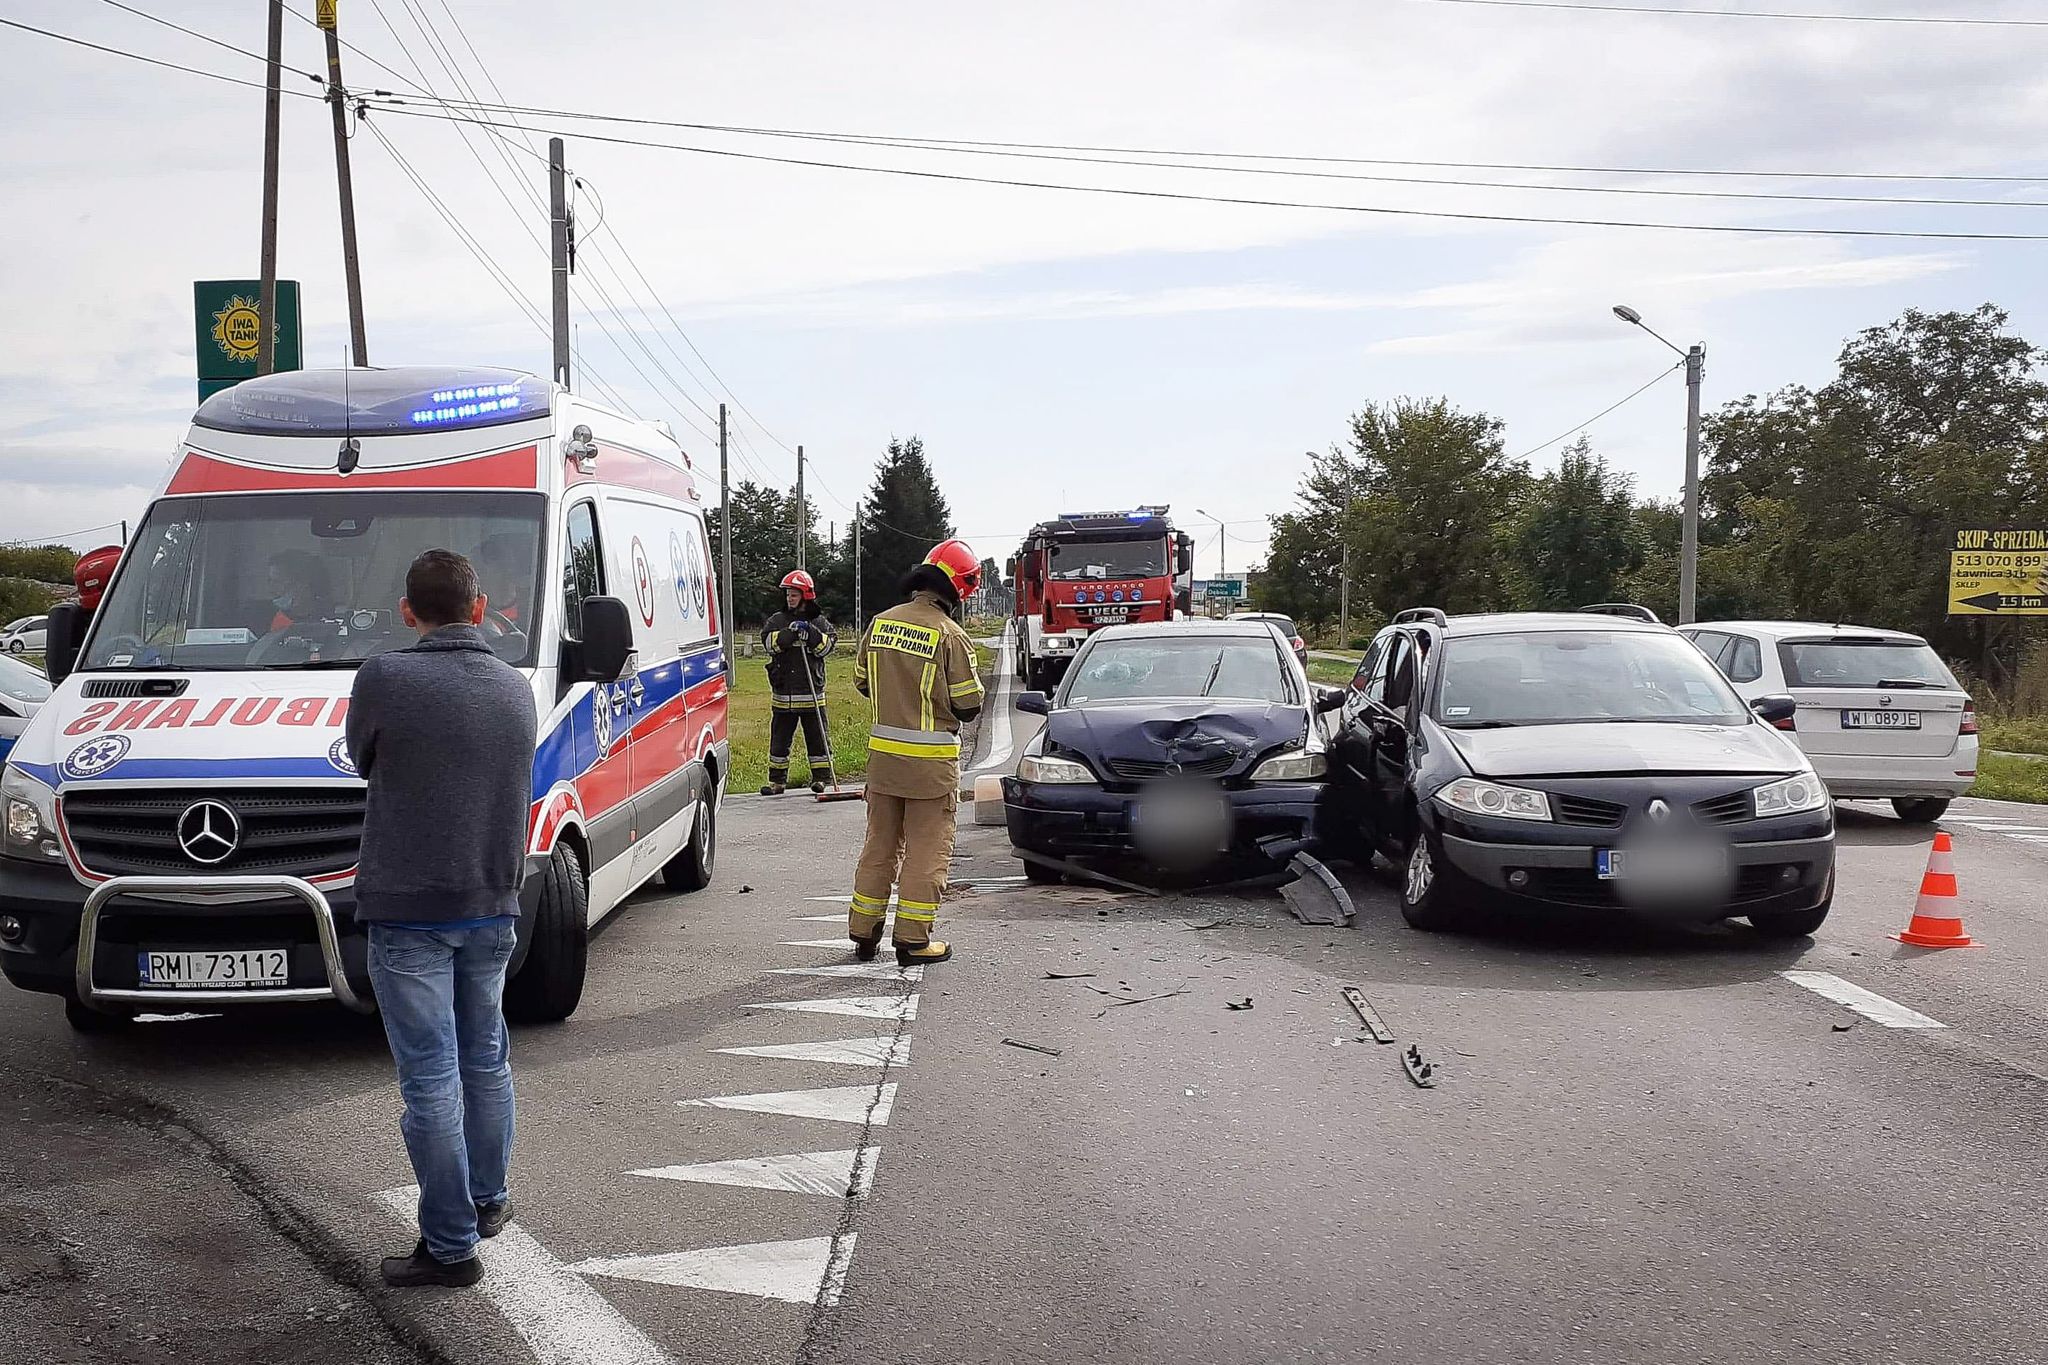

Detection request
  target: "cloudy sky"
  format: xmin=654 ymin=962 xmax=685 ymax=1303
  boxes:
xmin=5 ymin=0 xmax=2048 ymax=576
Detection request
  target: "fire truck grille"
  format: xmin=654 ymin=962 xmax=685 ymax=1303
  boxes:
xmin=60 ymin=787 xmax=366 ymax=878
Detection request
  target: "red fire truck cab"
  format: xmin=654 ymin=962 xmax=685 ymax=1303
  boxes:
xmin=1007 ymin=507 xmax=1195 ymax=690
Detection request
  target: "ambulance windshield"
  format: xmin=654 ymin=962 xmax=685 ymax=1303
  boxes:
xmin=81 ymin=491 xmax=547 ymax=671
xmin=1048 ymin=538 xmax=1167 ymax=581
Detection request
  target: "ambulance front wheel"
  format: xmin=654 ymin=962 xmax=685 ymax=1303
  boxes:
xmin=505 ymin=842 xmax=588 ymax=1025
xmin=663 ymin=780 xmax=716 ymax=892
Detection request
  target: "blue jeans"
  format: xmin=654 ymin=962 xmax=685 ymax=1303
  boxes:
xmin=368 ymin=920 xmax=518 ymax=1263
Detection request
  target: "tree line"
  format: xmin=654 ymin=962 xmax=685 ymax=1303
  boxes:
xmin=1256 ymin=305 xmax=2048 ymax=692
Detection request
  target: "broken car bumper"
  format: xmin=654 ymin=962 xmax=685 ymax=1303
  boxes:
xmin=1001 ymin=777 xmax=1331 ymax=866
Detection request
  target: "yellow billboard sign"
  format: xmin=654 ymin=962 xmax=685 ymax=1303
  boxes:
xmin=1949 ymin=528 xmax=2048 ymax=616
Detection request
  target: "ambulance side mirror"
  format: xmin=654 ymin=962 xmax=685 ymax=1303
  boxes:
xmin=573 ymin=596 xmax=636 ymax=682
xmin=44 ymin=603 xmax=86 ymax=684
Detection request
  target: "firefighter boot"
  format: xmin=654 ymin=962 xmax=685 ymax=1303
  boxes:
xmin=897 ymin=940 xmax=953 ymax=966
xmin=851 ymin=931 xmax=882 ymax=963
xmin=760 ymin=782 xmax=786 ymax=797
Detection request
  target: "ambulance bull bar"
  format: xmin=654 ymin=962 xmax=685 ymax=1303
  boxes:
xmin=73 ymin=874 xmax=375 ymax=1016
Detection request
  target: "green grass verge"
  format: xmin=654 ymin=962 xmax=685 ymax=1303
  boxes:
xmin=1981 ymin=716 xmax=2048 ymax=757
xmin=1972 ymin=751 xmax=2048 ymax=805
xmin=1306 ymin=657 xmax=1358 ymax=686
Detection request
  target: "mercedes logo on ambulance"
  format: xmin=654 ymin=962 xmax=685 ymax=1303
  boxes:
xmin=176 ymin=800 xmax=242 ymax=866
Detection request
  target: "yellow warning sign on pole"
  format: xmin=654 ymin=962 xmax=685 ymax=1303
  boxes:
xmin=316 ymin=0 xmax=338 ymax=30
xmin=1949 ymin=528 xmax=2048 ymax=616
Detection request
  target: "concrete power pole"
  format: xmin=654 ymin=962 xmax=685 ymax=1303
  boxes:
xmin=1339 ymin=540 xmax=1350 ymax=648
xmin=719 ymin=403 xmax=733 ymax=680
xmin=795 ymin=445 xmax=806 ymax=572
xmin=549 ymin=138 xmax=571 ymax=389
xmin=1679 ymin=344 xmax=1705 ymax=625
xmin=853 ymin=504 xmax=863 ymax=630
xmin=257 ymin=0 xmax=283 ymax=376
xmin=320 ymin=10 xmax=368 ymax=365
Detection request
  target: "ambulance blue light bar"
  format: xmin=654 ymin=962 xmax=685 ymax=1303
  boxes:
xmin=194 ymin=366 xmax=549 ymax=437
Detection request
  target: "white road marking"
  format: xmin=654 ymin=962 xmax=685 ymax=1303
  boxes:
xmin=682 ymin=1082 xmax=898 ymax=1127
xmin=1780 ymin=971 xmax=1947 ymax=1029
xmin=630 ymin=1148 xmax=876 ymax=1199
xmin=375 ymin=1188 xmax=674 ymax=1365
xmin=769 ymin=963 xmax=924 ymax=981
xmin=779 ymin=938 xmax=856 ymax=949
xmin=572 ymin=1236 xmax=853 ymax=1307
xmin=968 ymin=629 xmax=1018 ymax=775
xmin=750 ymin=994 xmax=919 ymax=1022
xmin=794 ymin=913 xmax=853 ymax=921
xmin=715 ymin=1035 xmax=911 ymax=1067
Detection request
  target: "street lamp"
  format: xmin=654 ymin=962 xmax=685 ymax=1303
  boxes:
xmin=1614 ymin=304 xmax=1705 ymax=625
xmin=1195 ymin=507 xmax=1226 ymax=579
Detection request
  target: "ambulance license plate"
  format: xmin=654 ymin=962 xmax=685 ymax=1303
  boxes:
xmin=138 ymin=948 xmax=289 ymax=990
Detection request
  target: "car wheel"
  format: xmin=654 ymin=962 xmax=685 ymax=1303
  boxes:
xmin=1749 ymin=893 xmax=1832 ymax=939
xmin=63 ymin=994 xmax=133 ymax=1034
xmin=5 ymin=642 xmax=19 ymax=655
xmin=1399 ymin=835 xmax=1462 ymax=932
xmin=504 ymin=842 xmax=589 ymax=1024
xmin=662 ymin=784 xmax=716 ymax=892
xmin=1022 ymin=856 xmax=1062 ymax=885
xmin=1892 ymin=797 xmax=1951 ymax=824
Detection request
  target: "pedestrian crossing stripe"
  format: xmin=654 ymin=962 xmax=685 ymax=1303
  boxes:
xmin=749 ymin=994 xmax=919 ymax=1022
xmin=714 ymin=1035 xmax=910 ymax=1066
xmin=629 ymin=1148 xmax=875 ymax=1198
xmin=572 ymin=1236 xmax=854 ymax=1306
xmin=681 ymin=1082 xmax=897 ymax=1126
xmin=769 ymin=963 xmax=923 ymax=981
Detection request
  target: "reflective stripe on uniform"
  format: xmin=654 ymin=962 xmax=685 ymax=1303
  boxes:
xmin=851 ymin=891 xmax=889 ymax=911
xmin=895 ymin=899 xmax=940 ymax=922
xmin=948 ymin=677 xmax=985 ymax=700
xmin=869 ymin=723 xmax=959 ymax=760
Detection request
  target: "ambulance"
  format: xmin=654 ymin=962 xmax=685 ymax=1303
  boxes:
xmin=0 ymin=366 xmax=729 ymax=1030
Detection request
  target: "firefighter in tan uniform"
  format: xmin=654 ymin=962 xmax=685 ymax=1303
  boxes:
xmin=849 ymin=540 xmax=986 ymax=966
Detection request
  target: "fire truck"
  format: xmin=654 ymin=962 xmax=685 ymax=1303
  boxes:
xmin=1007 ymin=507 xmax=1195 ymax=689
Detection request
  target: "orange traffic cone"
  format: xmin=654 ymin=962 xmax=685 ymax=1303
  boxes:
xmin=1892 ymin=832 xmax=1980 ymax=948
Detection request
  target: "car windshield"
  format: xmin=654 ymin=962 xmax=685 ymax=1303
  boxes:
xmin=1779 ymin=639 xmax=1957 ymax=689
xmin=81 ymin=491 xmax=547 ymax=671
xmin=1435 ymin=630 xmax=1750 ymax=727
xmin=1065 ymin=635 xmax=1296 ymax=705
xmin=0 ymin=654 xmax=49 ymax=703
xmin=1048 ymin=538 xmax=1166 ymax=580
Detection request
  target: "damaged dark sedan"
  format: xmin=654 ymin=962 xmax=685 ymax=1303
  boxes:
xmin=1002 ymin=620 xmax=1346 ymax=883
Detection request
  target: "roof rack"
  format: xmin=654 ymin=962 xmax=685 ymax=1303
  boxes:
xmin=1393 ymin=607 xmax=1448 ymax=627
xmin=1578 ymin=602 xmax=1662 ymax=623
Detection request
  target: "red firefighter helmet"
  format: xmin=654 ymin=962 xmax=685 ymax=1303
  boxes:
xmin=923 ymin=539 xmax=982 ymax=598
xmin=780 ymin=569 xmax=816 ymax=601
xmin=74 ymin=544 xmax=122 ymax=613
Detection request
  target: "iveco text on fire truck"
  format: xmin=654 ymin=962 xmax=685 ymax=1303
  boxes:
xmin=1008 ymin=507 xmax=1194 ymax=689
xmin=0 ymin=366 xmax=728 ymax=1031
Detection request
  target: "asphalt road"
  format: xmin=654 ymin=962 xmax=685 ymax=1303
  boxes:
xmin=4 ymin=669 xmax=2046 ymax=1364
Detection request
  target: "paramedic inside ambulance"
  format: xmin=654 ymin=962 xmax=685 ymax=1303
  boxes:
xmin=265 ymin=550 xmax=334 ymax=633
xmin=476 ymin=533 xmax=535 ymax=635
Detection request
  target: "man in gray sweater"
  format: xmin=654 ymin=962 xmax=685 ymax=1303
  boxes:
xmin=347 ymin=548 xmax=537 ymax=1289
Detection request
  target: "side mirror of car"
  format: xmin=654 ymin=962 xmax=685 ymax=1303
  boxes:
xmin=1017 ymin=690 xmax=1050 ymax=716
xmin=572 ymin=596 xmax=636 ymax=682
xmin=43 ymin=603 xmax=86 ymax=684
xmin=1313 ymin=685 xmax=1347 ymax=714
xmin=1751 ymin=694 xmax=1797 ymax=725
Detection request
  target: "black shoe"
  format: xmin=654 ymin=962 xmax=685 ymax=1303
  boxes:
xmin=381 ymin=1240 xmax=483 ymax=1289
xmin=760 ymin=782 xmax=786 ymax=797
xmin=851 ymin=933 xmax=882 ymax=963
xmin=809 ymin=781 xmax=827 ymax=794
xmin=896 ymin=940 xmax=953 ymax=966
xmin=476 ymin=1200 xmax=512 ymax=1239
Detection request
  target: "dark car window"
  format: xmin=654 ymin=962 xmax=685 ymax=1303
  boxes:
xmin=1380 ymin=634 xmax=1416 ymax=713
xmin=1066 ymin=635 xmax=1297 ymax=705
xmin=1778 ymin=638 xmax=1956 ymax=689
xmin=1688 ymin=630 xmax=1733 ymax=668
xmin=1434 ymin=630 xmax=1750 ymax=727
xmin=1725 ymin=635 xmax=1764 ymax=684
xmin=1355 ymin=634 xmax=1393 ymax=701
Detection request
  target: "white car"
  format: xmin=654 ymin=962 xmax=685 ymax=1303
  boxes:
xmin=1680 ymin=621 xmax=1976 ymax=823
xmin=1 ymin=616 xmax=45 ymax=655
xmin=0 ymin=653 xmax=49 ymax=763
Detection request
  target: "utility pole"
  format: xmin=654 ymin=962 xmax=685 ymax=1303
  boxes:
xmin=549 ymin=137 xmax=571 ymax=388
xmin=257 ymin=0 xmax=284 ymax=375
xmin=853 ymin=503 xmax=863 ymax=630
xmin=1339 ymin=540 xmax=1350 ymax=648
xmin=795 ymin=445 xmax=806 ymax=571
xmin=321 ymin=7 xmax=368 ymax=366
xmin=719 ymin=403 xmax=733 ymax=680
xmin=1679 ymin=344 xmax=1705 ymax=626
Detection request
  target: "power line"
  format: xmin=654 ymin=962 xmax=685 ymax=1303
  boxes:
xmin=0 ymin=16 xmax=326 ymax=96
xmin=365 ymin=105 xmax=2048 ymax=243
xmin=1396 ymin=0 xmax=2048 ymax=25
xmin=93 ymin=0 xmax=327 ymax=83
xmin=1514 ymin=363 xmax=1682 ymax=460
xmin=374 ymin=95 xmax=2048 ymax=186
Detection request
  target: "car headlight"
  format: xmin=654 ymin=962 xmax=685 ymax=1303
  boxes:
xmin=1251 ymin=749 xmax=1327 ymax=782
xmin=1044 ymin=636 xmax=1072 ymax=651
xmin=1018 ymin=753 xmax=1096 ymax=784
xmin=1435 ymin=776 xmax=1552 ymax=822
xmin=2 ymin=765 xmax=62 ymax=861
xmin=1753 ymin=772 xmax=1828 ymax=817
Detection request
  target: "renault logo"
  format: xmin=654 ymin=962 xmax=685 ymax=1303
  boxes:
xmin=1646 ymin=799 xmax=1671 ymax=822
xmin=176 ymin=800 xmax=242 ymax=866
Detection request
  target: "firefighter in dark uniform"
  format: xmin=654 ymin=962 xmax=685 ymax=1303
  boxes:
xmin=848 ymin=540 xmax=985 ymax=966
xmin=761 ymin=569 xmax=838 ymax=795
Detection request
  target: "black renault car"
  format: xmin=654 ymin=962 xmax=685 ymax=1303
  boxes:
xmin=1331 ymin=607 xmax=1835 ymax=936
xmin=1002 ymin=620 xmax=1346 ymax=882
